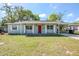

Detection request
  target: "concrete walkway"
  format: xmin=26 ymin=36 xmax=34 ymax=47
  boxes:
xmin=61 ymin=33 xmax=79 ymax=40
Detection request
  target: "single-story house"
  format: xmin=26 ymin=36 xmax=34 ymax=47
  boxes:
xmin=68 ymin=24 xmax=79 ymax=31
xmin=7 ymin=21 xmax=66 ymax=34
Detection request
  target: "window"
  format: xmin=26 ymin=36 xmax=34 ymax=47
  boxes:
xmin=26 ymin=25 xmax=32 ymax=30
xmin=47 ymin=25 xmax=53 ymax=29
xmin=12 ymin=25 xmax=17 ymax=30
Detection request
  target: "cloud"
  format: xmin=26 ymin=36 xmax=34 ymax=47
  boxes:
xmin=75 ymin=17 xmax=79 ymax=21
xmin=7 ymin=3 xmax=12 ymax=6
xmin=67 ymin=13 xmax=73 ymax=17
xmin=0 ymin=11 xmax=5 ymax=17
xmin=49 ymin=4 xmax=58 ymax=10
xmin=39 ymin=14 xmax=46 ymax=18
xmin=2 ymin=11 xmax=5 ymax=13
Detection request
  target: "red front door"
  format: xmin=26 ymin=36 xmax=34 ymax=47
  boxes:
xmin=38 ymin=25 xmax=41 ymax=33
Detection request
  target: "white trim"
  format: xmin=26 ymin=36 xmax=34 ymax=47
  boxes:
xmin=32 ymin=24 xmax=34 ymax=34
xmin=53 ymin=25 xmax=57 ymax=33
xmin=78 ymin=26 xmax=79 ymax=31
xmin=24 ymin=25 xmax=26 ymax=34
xmin=8 ymin=25 xmax=10 ymax=33
xmin=11 ymin=24 xmax=18 ymax=31
xmin=45 ymin=25 xmax=47 ymax=34
xmin=26 ymin=30 xmax=32 ymax=34
xmin=20 ymin=24 xmax=22 ymax=34
xmin=7 ymin=21 xmax=65 ymax=25
xmin=47 ymin=25 xmax=54 ymax=33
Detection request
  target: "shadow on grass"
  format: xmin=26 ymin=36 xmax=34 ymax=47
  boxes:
xmin=25 ymin=34 xmax=64 ymax=37
xmin=8 ymin=33 xmax=65 ymax=37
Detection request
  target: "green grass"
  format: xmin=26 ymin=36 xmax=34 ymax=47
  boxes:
xmin=74 ymin=31 xmax=79 ymax=35
xmin=0 ymin=35 xmax=79 ymax=56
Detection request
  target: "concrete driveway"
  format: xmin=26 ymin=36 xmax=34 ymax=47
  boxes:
xmin=61 ymin=33 xmax=79 ymax=40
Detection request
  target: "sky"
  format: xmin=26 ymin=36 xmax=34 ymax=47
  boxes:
xmin=0 ymin=3 xmax=79 ymax=23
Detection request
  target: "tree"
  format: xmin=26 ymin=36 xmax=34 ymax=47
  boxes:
xmin=0 ymin=3 xmax=16 ymax=25
xmin=0 ymin=4 xmax=40 ymax=26
xmin=48 ymin=13 xmax=63 ymax=22
xmin=14 ymin=7 xmax=40 ymax=21
xmin=1 ymin=17 xmax=7 ymax=26
xmin=1 ymin=3 xmax=12 ymax=16
xmin=48 ymin=12 xmax=64 ymax=33
xmin=48 ymin=13 xmax=59 ymax=21
xmin=14 ymin=6 xmax=32 ymax=21
xmin=0 ymin=21 xmax=2 ymax=26
xmin=32 ymin=14 xmax=40 ymax=21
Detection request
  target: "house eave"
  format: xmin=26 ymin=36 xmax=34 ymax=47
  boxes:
xmin=6 ymin=21 xmax=67 ymax=25
xmin=68 ymin=24 xmax=79 ymax=26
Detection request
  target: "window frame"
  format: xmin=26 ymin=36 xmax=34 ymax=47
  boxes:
xmin=12 ymin=25 xmax=17 ymax=30
xmin=25 ymin=25 xmax=32 ymax=30
xmin=47 ymin=25 xmax=53 ymax=30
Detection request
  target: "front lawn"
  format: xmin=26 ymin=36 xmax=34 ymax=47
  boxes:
xmin=0 ymin=35 xmax=79 ymax=56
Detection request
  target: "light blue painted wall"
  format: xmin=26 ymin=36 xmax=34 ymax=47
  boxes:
xmin=20 ymin=24 xmax=25 ymax=34
xmin=42 ymin=25 xmax=45 ymax=34
xmin=34 ymin=24 xmax=38 ymax=34
xmin=8 ymin=24 xmax=20 ymax=34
